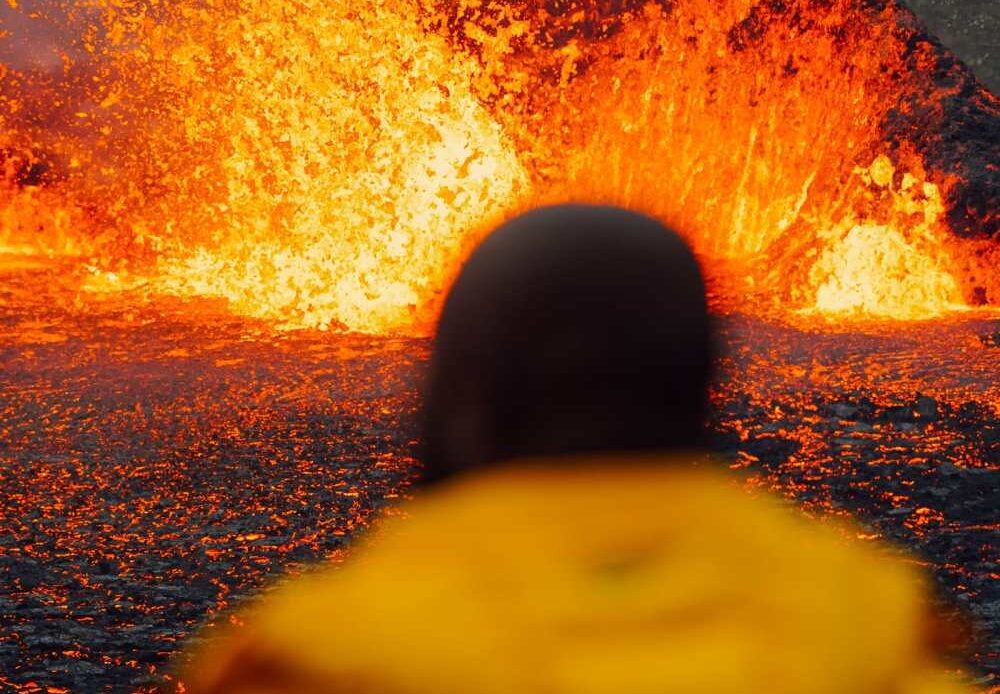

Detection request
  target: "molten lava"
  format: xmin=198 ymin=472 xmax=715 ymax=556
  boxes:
xmin=1 ymin=0 xmax=997 ymax=333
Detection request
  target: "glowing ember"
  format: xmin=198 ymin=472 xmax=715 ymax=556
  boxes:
xmin=1 ymin=0 xmax=997 ymax=332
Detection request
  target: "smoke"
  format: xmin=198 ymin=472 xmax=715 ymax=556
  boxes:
xmin=0 ymin=0 xmax=103 ymax=72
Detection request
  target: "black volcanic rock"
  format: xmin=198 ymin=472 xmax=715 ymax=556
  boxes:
xmin=1 ymin=558 xmax=50 ymax=591
xmin=980 ymin=330 xmax=1000 ymax=348
xmin=883 ymin=19 xmax=1000 ymax=241
xmin=903 ymin=0 xmax=999 ymax=93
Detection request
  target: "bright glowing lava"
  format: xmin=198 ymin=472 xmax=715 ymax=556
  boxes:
xmin=1 ymin=0 xmax=997 ymax=333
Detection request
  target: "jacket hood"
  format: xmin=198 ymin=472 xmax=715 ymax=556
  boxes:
xmin=184 ymin=456 xmax=969 ymax=694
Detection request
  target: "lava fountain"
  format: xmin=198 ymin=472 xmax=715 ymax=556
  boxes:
xmin=1 ymin=0 xmax=997 ymax=333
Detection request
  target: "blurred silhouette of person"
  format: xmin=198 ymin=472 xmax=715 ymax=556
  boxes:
xmin=420 ymin=204 xmax=711 ymax=484
xmin=182 ymin=205 xmax=970 ymax=694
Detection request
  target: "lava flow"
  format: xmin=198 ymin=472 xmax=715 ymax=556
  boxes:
xmin=1 ymin=0 xmax=997 ymax=333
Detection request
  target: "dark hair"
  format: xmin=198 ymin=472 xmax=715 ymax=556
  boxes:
xmin=421 ymin=204 xmax=712 ymax=485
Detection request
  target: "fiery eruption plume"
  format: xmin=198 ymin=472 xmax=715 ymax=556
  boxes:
xmin=1 ymin=0 xmax=997 ymax=333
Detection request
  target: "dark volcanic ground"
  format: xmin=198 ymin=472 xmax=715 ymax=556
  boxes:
xmin=1 ymin=259 xmax=999 ymax=691
xmin=1 ymin=259 xmax=999 ymax=692
xmin=905 ymin=0 xmax=999 ymax=93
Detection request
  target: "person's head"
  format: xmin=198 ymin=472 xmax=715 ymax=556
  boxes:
xmin=421 ymin=204 xmax=712 ymax=484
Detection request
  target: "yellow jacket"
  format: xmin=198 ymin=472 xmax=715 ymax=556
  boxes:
xmin=183 ymin=457 xmax=969 ymax=693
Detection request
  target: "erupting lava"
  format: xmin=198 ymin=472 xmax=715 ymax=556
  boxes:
xmin=1 ymin=0 xmax=997 ymax=333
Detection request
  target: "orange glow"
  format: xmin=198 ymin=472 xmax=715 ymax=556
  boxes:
xmin=0 ymin=0 xmax=996 ymax=333
xmin=808 ymin=157 xmax=964 ymax=319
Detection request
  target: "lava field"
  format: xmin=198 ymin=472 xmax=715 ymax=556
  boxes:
xmin=0 ymin=260 xmax=997 ymax=692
